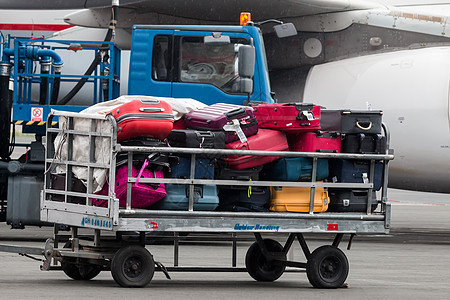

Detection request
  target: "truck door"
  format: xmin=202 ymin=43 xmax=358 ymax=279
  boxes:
xmin=128 ymin=30 xmax=173 ymax=97
xmin=171 ymin=31 xmax=256 ymax=105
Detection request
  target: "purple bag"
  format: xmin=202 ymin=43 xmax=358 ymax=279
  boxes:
xmin=185 ymin=103 xmax=258 ymax=143
xmin=94 ymin=161 xmax=166 ymax=208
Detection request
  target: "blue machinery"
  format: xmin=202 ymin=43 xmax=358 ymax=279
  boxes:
xmin=1 ymin=36 xmax=120 ymax=135
xmin=0 ymin=36 xmax=120 ymax=225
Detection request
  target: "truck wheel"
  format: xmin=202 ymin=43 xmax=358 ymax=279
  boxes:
xmin=111 ymin=245 xmax=155 ymax=287
xmin=61 ymin=243 xmax=102 ymax=280
xmin=306 ymin=245 xmax=349 ymax=288
xmin=245 ymin=239 xmax=286 ymax=282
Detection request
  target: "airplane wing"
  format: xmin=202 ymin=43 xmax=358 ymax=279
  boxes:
xmin=62 ymin=0 xmax=385 ymax=28
xmin=0 ymin=0 xmax=140 ymax=9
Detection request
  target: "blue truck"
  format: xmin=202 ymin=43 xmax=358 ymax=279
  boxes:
xmin=0 ymin=22 xmax=283 ymax=228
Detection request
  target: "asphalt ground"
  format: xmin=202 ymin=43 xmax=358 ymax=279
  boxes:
xmin=0 ymin=188 xmax=448 ymax=299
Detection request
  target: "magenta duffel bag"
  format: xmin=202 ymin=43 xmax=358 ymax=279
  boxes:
xmin=94 ymin=161 xmax=166 ymax=208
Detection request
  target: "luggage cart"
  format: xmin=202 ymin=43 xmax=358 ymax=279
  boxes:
xmin=39 ymin=110 xmax=394 ymax=288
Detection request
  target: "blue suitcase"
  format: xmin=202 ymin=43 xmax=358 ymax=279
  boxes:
xmin=261 ymin=157 xmax=329 ymax=181
xmin=169 ymin=157 xmax=214 ymax=179
xmin=151 ymin=184 xmax=219 ymax=211
xmin=328 ymin=159 xmax=383 ymax=190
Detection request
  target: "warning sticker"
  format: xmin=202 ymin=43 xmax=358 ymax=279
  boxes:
xmin=31 ymin=107 xmax=43 ymax=122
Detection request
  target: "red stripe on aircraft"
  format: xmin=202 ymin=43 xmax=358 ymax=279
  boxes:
xmin=0 ymin=24 xmax=73 ymax=31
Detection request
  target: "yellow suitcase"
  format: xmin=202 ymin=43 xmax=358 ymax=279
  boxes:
xmin=269 ymin=185 xmax=329 ymax=213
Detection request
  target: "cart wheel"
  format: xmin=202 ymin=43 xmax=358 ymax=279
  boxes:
xmin=306 ymin=245 xmax=349 ymax=289
xmin=61 ymin=243 xmax=102 ymax=281
xmin=245 ymin=239 xmax=286 ymax=282
xmin=111 ymin=245 xmax=155 ymax=287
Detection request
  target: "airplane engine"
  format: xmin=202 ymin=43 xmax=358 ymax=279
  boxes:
xmin=303 ymin=46 xmax=450 ymax=193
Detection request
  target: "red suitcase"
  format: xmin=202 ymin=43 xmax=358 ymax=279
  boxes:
xmin=110 ymin=99 xmax=174 ymax=141
xmin=225 ymin=129 xmax=288 ymax=169
xmin=254 ymin=103 xmax=321 ymax=133
xmin=288 ymin=131 xmax=341 ymax=153
xmin=184 ymin=103 xmax=258 ymax=143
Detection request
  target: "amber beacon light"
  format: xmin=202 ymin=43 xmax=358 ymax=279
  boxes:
xmin=240 ymin=12 xmax=251 ymax=25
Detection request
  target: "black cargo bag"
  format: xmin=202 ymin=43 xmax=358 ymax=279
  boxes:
xmin=321 ymin=110 xmax=383 ymax=134
xmin=216 ymin=186 xmax=270 ymax=212
xmin=328 ymin=189 xmax=378 ymax=212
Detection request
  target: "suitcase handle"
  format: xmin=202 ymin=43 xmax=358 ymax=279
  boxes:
xmin=356 ymin=121 xmax=372 ymax=131
xmin=293 ymin=103 xmax=313 ymax=111
xmin=234 ymin=175 xmax=253 ymax=180
xmin=139 ymin=99 xmax=161 ymax=105
xmin=225 ymin=107 xmax=246 ymax=119
xmin=139 ymin=107 xmax=165 ymax=112
xmin=296 ymin=110 xmax=315 ymax=121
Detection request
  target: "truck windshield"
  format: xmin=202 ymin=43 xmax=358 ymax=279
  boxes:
xmin=179 ymin=36 xmax=249 ymax=93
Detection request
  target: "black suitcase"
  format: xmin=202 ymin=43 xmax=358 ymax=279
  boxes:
xmin=166 ymin=129 xmax=226 ymax=149
xmin=328 ymin=159 xmax=383 ymax=191
xmin=120 ymin=137 xmax=167 ymax=147
xmin=117 ymin=137 xmax=170 ymax=170
xmin=217 ymin=186 xmax=270 ymax=212
xmin=341 ymin=133 xmax=386 ymax=154
xmin=215 ymin=165 xmax=262 ymax=190
xmin=166 ymin=129 xmax=225 ymax=159
xmin=321 ymin=110 xmax=383 ymax=134
xmin=328 ymin=189 xmax=378 ymax=212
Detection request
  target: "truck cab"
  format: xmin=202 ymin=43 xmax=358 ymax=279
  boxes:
xmin=128 ymin=25 xmax=274 ymax=105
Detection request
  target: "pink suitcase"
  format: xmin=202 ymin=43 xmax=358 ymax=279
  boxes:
xmin=185 ymin=103 xmax=258 ymax=143
xmin=225 ymin=129 xmax=288 ymax=169
xmin=288 ymin=131 xmax=341 ymax=153
xmin=110 ymin=98 xmax=174 ymax=141
xmin=254 ymin=103 xmax=321 ymax=133
xmin=93 ymin=164 xmax=166 ymax=208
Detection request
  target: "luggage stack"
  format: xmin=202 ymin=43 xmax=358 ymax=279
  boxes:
xmin=321 ymin=109 xmax=385 ymax=212
xmin=88 ymin=100 xmax=385 ymax=213
xmin=92 ymin=98 xmax=175 ymax=209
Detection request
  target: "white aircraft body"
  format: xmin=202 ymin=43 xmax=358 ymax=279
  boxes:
xmin=1 ymin=0 xmax=450 ymax=193
xmin=304 ymin=47 xmax=450 ymax=192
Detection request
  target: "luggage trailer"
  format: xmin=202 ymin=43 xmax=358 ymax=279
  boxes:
xmin=31 ymin=110 xmax=393 ymax=288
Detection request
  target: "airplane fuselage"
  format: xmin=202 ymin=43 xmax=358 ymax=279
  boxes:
xmin=304 ymin=46 xmax=450 ymax=193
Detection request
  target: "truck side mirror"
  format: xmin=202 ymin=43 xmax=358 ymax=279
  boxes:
xmin=238 ymin=45 xmax=255 ymax=94
xmin=238 ymin=45 xmax=255 ymax=78
xmin=273 ymin=23 xmax=297 ymax=38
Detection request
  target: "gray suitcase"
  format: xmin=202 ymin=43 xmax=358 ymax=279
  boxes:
xmin=6 ymin=175 xmax=47 ymax=228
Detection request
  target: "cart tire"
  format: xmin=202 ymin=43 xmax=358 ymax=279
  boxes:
xmin=111 ymin=245 xmax=155 ymax=287
xmin=306 ymin=245 xmax=349 ymax=289
xmin=61 ymin=243 xmax=102 ymax=281
xmin=245 ymin=239 xmax=286 ymax=282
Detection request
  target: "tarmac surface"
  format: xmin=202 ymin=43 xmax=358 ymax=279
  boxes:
xmin=0 ymin=188 xmax=449 ymax=299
